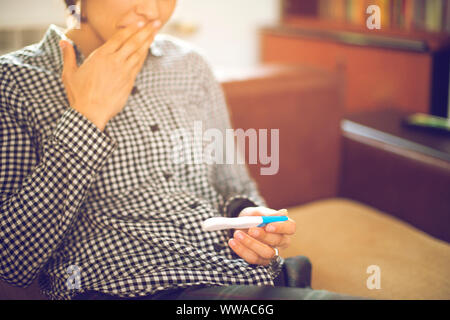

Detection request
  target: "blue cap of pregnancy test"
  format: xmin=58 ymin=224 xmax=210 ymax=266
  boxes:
xmin=257 ymin=216 xmax=288 ymax=227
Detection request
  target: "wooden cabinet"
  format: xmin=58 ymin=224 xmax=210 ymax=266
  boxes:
xmin=261 ymin=1 xmax=450 ymax=117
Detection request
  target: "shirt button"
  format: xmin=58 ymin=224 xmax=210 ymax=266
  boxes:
xmin=213 ymin=243 xmax=225 ymax=252
xmin=150 ymin=124 xmax=160 ymax=132
xmin=163 ymin=171 xmax=173 ymax=181
xmin=131 ymin=86 xmax=139 ymax=95
xmin=189 ymin=201 xmax=199 ymax=209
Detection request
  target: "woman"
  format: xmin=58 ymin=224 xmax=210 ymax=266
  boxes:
xmin=0 ymin=0 xmax=363 ymax=300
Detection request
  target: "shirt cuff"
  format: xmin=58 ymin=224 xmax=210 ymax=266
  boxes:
xmin=52 ymin=107 xmax=117 ymax=171
xmin=224 ymin=195 xmax=264 ymax=218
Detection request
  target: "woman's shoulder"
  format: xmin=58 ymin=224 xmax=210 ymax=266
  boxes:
xmin=155 ymin=33 xmax=213 ymax=70
xmin=0 ymin=42 xmax=54 ymax=76
xmin=0 ymin=43 xmax=58 ymax=95
xmin=0 ymin=43 xmax=62 ymax=121
xmin=0 ymin=51 xmax=28 ymax=106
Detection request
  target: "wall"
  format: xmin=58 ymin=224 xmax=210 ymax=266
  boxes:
xmin=168 ymin=0 xmax=280 ymax=67
xmin=0 ymin=0 xmax=66 ymax=27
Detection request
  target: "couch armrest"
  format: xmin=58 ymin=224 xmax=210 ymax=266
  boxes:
xmin=339 ymin=123 xmax=450 ymax=243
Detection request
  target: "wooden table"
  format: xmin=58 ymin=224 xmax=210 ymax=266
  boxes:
xmin=339 ymin=108 xmax=450 ymax=243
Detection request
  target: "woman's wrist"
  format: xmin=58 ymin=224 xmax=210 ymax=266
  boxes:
xmin=71 ymin=105 xmax=108 ymax=132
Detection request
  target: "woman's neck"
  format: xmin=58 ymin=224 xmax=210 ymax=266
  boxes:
xmin=64 ymin=24 xmax=104 ymax=58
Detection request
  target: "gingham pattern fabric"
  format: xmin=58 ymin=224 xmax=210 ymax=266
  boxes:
xmin=0 ymin=24 xmax=282 ymax=300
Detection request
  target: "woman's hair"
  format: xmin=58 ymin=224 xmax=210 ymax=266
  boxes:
xmin=64 ymin=0 xmax=77 ymax=7
xmin=64 ymin=0 xmax=87 ymax=23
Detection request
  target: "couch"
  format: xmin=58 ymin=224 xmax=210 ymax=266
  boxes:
xmin=1 ymin=64 xmax=449 ymax=300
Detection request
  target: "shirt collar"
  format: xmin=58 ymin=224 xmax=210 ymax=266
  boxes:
xmin=40 ymin=24 xmax=163 ymax=69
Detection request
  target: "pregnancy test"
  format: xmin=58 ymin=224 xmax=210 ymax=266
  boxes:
xmin=201 ymin=216 xmax=288 ymax=232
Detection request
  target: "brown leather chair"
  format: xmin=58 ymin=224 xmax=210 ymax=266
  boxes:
xmin=1 ymin=64 xmax=449 ymax=300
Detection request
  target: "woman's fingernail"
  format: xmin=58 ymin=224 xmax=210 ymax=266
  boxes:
xmin=235 ymin=231 xmax=244 ymax=241
xmin=229 ymin=239 xmax=236 ymax=247
xmin=249 ymin=229 xmax=260 ymax=237
xmin=137 ymin=21 xmax=145 ymax=28
xmin=266 ymin=225 xmax=276 ymax=233
xmin=153 ymin=20 xmax=161 ymax=28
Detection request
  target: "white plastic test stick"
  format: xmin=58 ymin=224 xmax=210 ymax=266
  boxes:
xmin=201 ymin=216 xmax=288 ymax=232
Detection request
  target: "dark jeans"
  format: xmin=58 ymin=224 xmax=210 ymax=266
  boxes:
xmin=73 ymin=256 xmax=369 ymax=300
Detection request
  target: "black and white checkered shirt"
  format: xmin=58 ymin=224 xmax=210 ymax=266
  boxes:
xmin=0 ymin=24 xmax=282 ymax=299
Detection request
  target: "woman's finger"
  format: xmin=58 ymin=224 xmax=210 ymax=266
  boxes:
xmin=102 ymin=20 xmax=147 ymax=54
xmin=233 ymin=230 xmax=276 ymax=260
xmin=126 ymin=33 xmax=154 ymax=72
xmin=127 ymin=51 xmax=146 ymax=73
xmin=239 ymin=207 xmax=288 ymax=217
xmin=248 ymin=227 xmax=284 ymax=247
xmin=60 ymin=41 xmax=78 ymax=82
xmin=119 ymin=20 xmax=161 ymax=62
xmin=239 ymin=207 xmax=278 ymax=217
xmin=228 ymin=238 xmax=272 ymax=266
xmin=265 ymin=218 xmax=296 ymax=235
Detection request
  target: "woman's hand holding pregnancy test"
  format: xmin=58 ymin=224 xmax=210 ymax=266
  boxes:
xmin=205 ymin=207 xmax=296 ymax=266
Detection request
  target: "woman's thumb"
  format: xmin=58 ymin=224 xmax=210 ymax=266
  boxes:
xmin=59 ymin=40 xmax=77 ymax=78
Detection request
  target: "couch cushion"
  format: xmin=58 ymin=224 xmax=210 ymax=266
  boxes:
xmin=281 ymin=198 xmax=450 ymax=300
